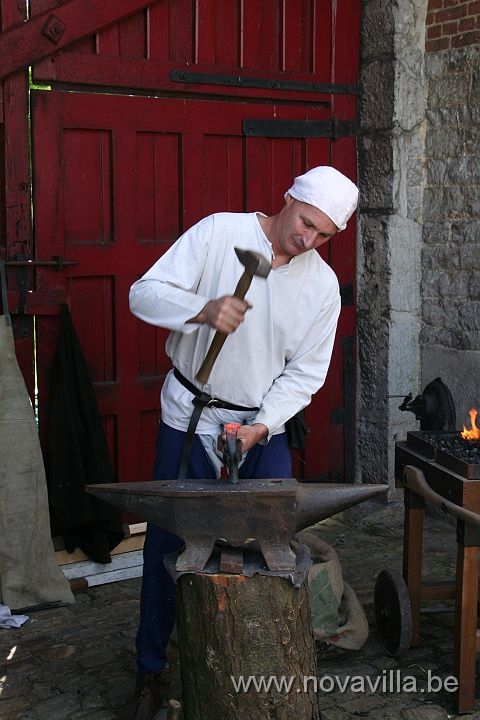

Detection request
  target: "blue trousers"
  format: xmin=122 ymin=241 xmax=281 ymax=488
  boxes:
xmin=136 ymin=420 xmax=293 ymax=673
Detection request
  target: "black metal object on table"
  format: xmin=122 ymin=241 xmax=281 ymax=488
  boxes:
xmin=399 ymin=376 xmax=456 ymax=431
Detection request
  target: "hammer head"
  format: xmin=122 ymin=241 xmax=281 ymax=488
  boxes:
xmin=234 ymin=247 xmax=271 ymax=279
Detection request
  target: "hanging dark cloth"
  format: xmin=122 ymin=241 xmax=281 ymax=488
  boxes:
xmin=47 ymin=304 xmax=124 ymax=563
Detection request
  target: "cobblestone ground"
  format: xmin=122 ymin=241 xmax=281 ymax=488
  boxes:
xmin=315 ymin=501 xmax=472 ymax=720
xmin=1 ymin=499 xmax=478 ymax=720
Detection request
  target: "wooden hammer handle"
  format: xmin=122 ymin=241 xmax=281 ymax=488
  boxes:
xmin=195 ymin=271 xmax=252 ymax=384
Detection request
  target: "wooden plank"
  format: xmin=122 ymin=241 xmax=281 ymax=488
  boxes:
xmin=68 ymin=563 xmax=144 ymax=590
xmin=195 ymin=0 xmax=216 ymax=65
xmin=81 ymin=564 xmax=143 ymax=587
xmin=453 ymin=538 xmax=478 ymax=712
xmin=33 ymin=53 xmax=337 ymax=103
xmin=219 ymin=548 xmax=243 ymax=574
xmin=420 ymin=580 xmax=456 ymax=602
xmin=331 ymin=0 xmax=361 ymax=86
xmin=127 ymin=522 xmax=147 ymax=536
xmin=146 ymin=1 xmax=169 ymax=62
xmin=54 ymin=521 xmax=146 ymax=562
xmin=241 ymin=0 xmax=281 ymax=71
xmin=283 ymin=0 xmax=312 ymax=73
xmin=55 ymin=521 xmax=147 ymax=590
xmin=61 ymin=548 xmax=144 ymax=580
xmin=55 ymin=533 xmax=145 ymax=566
xmin=312 ymin=0 xmax=333 ymax=78
xmin=402 ymin=488 xmax=425 ymax=647
xmin=215 ymin=1 xmax=240 ymax=67
xmin=0 ymin=0 xmax=159 ymax=80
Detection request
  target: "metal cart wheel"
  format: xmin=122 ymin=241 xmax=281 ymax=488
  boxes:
xmin=374 ymin=568 xmax=412 ymax=657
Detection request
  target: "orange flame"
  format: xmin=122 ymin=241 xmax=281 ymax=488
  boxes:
xmin=461 ymin=409 xmax=480 ymax=440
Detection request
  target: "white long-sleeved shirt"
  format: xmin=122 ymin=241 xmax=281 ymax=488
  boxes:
xmin=129 ymin=211 xmax=341 ymax=439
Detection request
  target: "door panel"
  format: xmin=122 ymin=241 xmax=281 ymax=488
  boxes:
xmin=32 ymin=88 xmax=355 ymax=482
xmin=32 ymin=0 xmax=339 ymax=90
xmin=14 ymin=0 xmax=361 ymax=486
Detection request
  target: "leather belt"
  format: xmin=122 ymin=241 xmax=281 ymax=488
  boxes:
xmin=173 ymin=368 xmax=259 ymax=479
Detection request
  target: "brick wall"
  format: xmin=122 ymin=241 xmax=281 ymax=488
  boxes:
xmin=426 ymin=0 xmax=480 ymax=52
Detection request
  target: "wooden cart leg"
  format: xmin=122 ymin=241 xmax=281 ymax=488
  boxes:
xmin=453 ymin=520 xmax=479 ymax=714
xmin=402 ymin=487 xmax=425 ymax=646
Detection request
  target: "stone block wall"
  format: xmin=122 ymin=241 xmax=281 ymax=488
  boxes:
xmin=356 ymin=0 xmax=479 ymax=489
xmin=423 ymin=0 xmax=480 ymax=424
xmin=357 ymin=0 xmax=426 ymax=489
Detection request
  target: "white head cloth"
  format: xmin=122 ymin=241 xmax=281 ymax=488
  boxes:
xmin=286 ymin=166 xmax=359 ymax=231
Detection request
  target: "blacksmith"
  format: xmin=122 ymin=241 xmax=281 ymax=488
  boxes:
xmin=117 ymin=165 xmax=359 ymax=720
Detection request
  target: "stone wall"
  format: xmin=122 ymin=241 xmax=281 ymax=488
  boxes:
xmin=357 ymin=0 xmax=480 ymax=491
xmin=356 ymin=0 xmax=395 ymax=486
xmin=422 ymin=4 xmax=480 ymax=426
xmin=357 ymin=0 xmax=426 ymax=490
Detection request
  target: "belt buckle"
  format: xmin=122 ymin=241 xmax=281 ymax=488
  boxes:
xmin=195 ymin=391 xmax=217 ymax=408
xmin=206 ymin=397 xmax=221 ymax=408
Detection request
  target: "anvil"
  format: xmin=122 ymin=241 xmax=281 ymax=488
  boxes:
xmin=87 ymin=479 xmax=387 ymax=573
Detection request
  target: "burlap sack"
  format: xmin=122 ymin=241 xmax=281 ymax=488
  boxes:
xmin=297 ymin=526 xmax=369 ymax=650
xmin=0 ymin=317 xmax=74 ymax=610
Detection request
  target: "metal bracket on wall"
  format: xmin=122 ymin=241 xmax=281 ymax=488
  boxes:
xmin=4 ymin=256 xmax=77 ymax=315
xmin=242 ymin=118 xmax=356 ymax=139
xmin=2 ymin=256 xmax=77 ymax=323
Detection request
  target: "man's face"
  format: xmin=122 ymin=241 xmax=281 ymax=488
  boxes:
xmin=275 ymin=195 xmax=338 ymax=259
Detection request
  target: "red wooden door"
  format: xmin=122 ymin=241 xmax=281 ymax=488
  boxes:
xmin=22 ymin=0 xmax=360 ymax=484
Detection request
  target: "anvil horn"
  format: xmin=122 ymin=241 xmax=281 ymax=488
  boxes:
xmin=294 ymin=482 xmax=387 ymax=531
xmin=87 ymin=479 xmax=387 ymax=573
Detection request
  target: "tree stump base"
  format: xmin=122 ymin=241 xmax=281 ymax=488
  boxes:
xmin=177 ymin=571 xmax=320 ymax=720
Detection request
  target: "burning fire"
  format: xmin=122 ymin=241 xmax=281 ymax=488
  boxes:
xmin=461 ymin=409 xmax=480 ymax=440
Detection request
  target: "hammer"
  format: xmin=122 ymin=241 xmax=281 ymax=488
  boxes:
xmin=195 ymin=247 xmax=271 ymax=384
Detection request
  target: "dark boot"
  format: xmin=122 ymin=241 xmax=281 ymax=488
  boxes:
xmin=115 ymin=671 xmax=170 ymax=720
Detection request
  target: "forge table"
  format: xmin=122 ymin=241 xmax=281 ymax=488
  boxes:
xmin=394 ymin=436 xmax=480 ymax=714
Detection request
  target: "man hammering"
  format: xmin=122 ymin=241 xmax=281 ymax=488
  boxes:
xmin=118 ymin=165 xmax=359 ymax=720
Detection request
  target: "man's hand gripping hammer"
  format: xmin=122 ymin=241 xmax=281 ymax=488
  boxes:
xmin=195 ymin=247 xmax=271 ymax=385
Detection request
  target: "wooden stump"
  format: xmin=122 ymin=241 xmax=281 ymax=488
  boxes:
xmin=177 ymin=572 xmax=320 ymax=720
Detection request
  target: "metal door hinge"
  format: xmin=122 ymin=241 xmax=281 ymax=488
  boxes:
xmin=242 ymin=118 xmax=356 ymax=139
xmin=170 ymin=69 xmax=361 ymax=96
